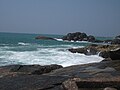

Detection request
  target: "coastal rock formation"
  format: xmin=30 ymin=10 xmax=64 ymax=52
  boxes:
xmin=48 ymin=60 xmax=120 ymax=90
xmin=62 ymin=32 xmax=96 ymax=42
xmin=0 ymin=60 xmax=120 ymax=90
xmin=68 ymin=44 xmax=120 ymax=59
xmin=35 ymin=36 xmax=56 ymax=40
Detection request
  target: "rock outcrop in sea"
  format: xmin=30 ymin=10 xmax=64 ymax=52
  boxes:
xmin=62 ymin=32 xmax=96 ymax=42
xmin=62 ymin=32 xmax=120 ymax=44
xmin=35 ymin=32 xmax=120 ymax=45
xmin=35 ymin=36 xmax=56 ymax=40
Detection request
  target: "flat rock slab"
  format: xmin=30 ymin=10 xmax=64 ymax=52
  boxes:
xmin=47 ymin=60 xmax=120 ymax=78
xmin=0 ymin=75 xmax=69 ymax=90
xmin=0 ymin=64 xmax=63 ymax=77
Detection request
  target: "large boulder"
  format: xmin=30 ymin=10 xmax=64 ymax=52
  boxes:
xmin=62 ymin=32 xmax=96 ymax=42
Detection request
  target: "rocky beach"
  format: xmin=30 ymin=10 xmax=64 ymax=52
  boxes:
xmin=0 ymin=32 xmax=120 ymax=90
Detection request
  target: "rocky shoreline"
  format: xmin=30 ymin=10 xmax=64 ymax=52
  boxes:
xmin=0 ymin=32 xmax=120 ymax=90
xmin=0 ymin=59 xmax=120 ymax=90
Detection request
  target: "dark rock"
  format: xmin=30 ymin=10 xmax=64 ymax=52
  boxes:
xmin=68 ymin=44 xmax=120 ymax=59
xmin=109 ymin=49 xmax=120 ymax=60
xmin=94 ymin=39 xmax=103 ymax=43
xmin=89 ymin=44 xmax=98 ymax=47
xmin=47 ymin=60 xmax=120 ymax=78
xmin=104 ymin=40 xmax=112 ymax=43
xmin=31 ymin=64 xmax=63 ymax=75
xmin=9 ymin=64 xmax=63 ymax=75
xmin=79 ymin=33 xmax=87 ymax=39
xmin=111 ymin=39 xmax=120 ymax=44
xmin=99 ymin=51 xmax=110 ymax=58
xmin=35 ymin=36 xmax=56 ymax=40
xmin=97 ymin=45 xmax=120 ymax=59
xmin=68 ymin=46 xmax=98 ymax=55
xmin=87 ymin=35 xmax=95 ymax=42
xmin=0 ymin=75 xmax=69 ymax=90
xmin=62 ymin=32 xmax=97 ymax=42
xmin=68 ymin=48 xmax=87 ymax=54
xmin=86 ymin=47 xmax=97 ymax=55
xmin=115 ymin=35 xmax=120 ymax=39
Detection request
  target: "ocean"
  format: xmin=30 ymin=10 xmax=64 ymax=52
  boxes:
xmin=0 ymin=32 xmax=111 ymax=67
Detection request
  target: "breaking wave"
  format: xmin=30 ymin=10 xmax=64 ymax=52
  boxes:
xmin=0 ymin=44 xmax=103 ymax=67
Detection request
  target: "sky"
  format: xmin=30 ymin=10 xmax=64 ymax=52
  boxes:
xmin=0 ymin=0 xmax=120 ymax=36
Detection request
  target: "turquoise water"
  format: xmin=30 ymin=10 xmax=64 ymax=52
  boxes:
xmin=0 ymin=32 xmax=106 ymax=67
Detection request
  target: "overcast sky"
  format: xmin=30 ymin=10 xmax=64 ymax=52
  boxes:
xmin=0 ymin=0 xmax=120 ymax=36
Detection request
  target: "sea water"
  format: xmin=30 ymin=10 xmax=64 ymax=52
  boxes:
xmin=0 ymin=32 xmax=110 ymax=67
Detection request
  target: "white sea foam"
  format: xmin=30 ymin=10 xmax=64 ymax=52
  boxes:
xmin=18 ymin=42 xmax=30 ymax=46
xmin=0 ymin=46 xmax=103 ymax=67
xmin=54 ymin=38 xmax=63 ymax=41
xmin=55 ymin=38 xmax=90 ymax=44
